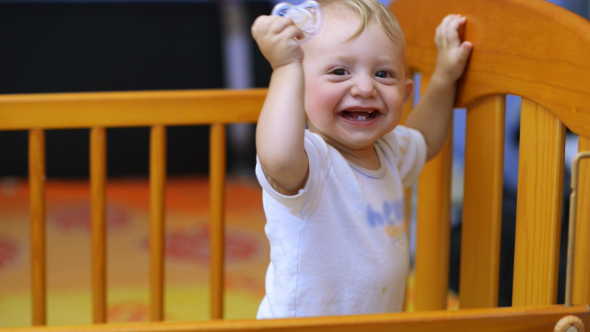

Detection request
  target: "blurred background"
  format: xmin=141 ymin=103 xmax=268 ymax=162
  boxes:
xmin=0 ymin=0 xmax=278 ymax=178
xmin=0 ymin=0 xmax=587 ymax=182
xmin=0 ymin=0 xmax=588 ymax=326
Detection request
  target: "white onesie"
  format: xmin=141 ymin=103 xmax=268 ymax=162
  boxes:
xmin=256 ymin=125 xmax=426 ymax=318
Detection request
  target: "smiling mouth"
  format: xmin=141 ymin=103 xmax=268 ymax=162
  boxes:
xmin=340 ymin=109 xmax=378 ymax=122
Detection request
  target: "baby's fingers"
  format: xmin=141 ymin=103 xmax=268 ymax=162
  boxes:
xmin=444 ymin=15 xmax=465 ymax=46
xmin=435 ymin=14 xmax=467 ymax=49
xmin=435 ymin=15 xmax=456 ymax=47
xmin=280 ymin=19 xmax=305 ymax=40
xmin=251 ymin=14 xmax=305 ymax=69
xmin=251 ymin=15 xmax=296 ymax=39
xmin=458 ymin=41 xmax=473 ymax=61
xmin=435 ymin=15 xmax=453 ymax=44
xmin=446 ymin=15 xmax=466 ymax=41
xmin=269 ymin=16 xmax=297 ymax=35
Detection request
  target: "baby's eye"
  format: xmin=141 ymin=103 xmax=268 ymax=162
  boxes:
xmin=331 ymin=68 xmax=349 ymax=76
xmin=375 ymin=70 xmax=393 ymax=78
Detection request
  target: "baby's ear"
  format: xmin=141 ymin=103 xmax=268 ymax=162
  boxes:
xmin=403 ymin=79 xmax=414 ymax=104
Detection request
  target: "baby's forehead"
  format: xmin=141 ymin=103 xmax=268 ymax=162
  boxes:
xmin=321 ymin=3 xmax=361 ymax=24
xmin=321 ymin=3 xmax=405 ymax=45
xmin=302 ymin=29 xmax=407 ymax=70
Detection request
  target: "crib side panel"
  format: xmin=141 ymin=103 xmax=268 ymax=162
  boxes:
xmin=0 ymin=89 xmax=265 ymax=326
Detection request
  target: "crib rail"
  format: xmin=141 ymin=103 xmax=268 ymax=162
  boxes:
xmin=8 ymin=305 xmax=590 ymax=332
xmin=0 ymin=89 xmax=266 ymax=325
xmin=0 ymin=89 xmax=266 ymax=130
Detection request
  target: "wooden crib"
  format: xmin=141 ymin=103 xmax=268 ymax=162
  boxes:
xmin=1 ymin=0 xmax=589 ymax=330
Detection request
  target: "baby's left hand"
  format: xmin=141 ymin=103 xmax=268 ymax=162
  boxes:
xmin=433 ymin=14 xmax=473 ymax=84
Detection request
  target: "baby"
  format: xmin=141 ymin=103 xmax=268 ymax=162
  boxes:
xmin=251 ymin=0 xmax=472 ymax=318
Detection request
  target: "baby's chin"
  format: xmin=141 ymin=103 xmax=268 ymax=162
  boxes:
xmin=323 ymin=132 xmax=381 ymax=152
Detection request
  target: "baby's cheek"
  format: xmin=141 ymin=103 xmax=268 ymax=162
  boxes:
xmin=304 ymin=87 xmax=324 ymax=113
xmin=304 ymin=93 xmax=319 ymax=112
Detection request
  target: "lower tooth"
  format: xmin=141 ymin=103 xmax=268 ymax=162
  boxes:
xmin=358 ymin=116 xmax=366 ymax=121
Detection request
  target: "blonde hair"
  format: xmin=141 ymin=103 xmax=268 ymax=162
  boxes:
xmin=317 ymin=0 xmax=404 ymax=44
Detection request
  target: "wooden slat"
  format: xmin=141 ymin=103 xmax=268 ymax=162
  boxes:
xmin=566 ymin=151 xmax=590 ymax=306
xmin=414 ymin=75 xmax=453 ymax=311
xmin=401 ymin=83 xmax=414 ymax=313
xmin=29 ymin=129 xmax=46 ymax=326
xmin=209 ymin=124 xmax=226 ymax=320
xmin=513 ymin=99 xmax=566 ymax=306
xmin=7 ymin=305 xmax=590 ymax=332
xmin=0 ymin=89 xmax=266 ymax=130
xmin=149 ymin=126 xmax=167 ymax=321
xmin=402 ymin=187 xmax=413 ymax=312
xmin=573 ymin=136 xmax=590 ymax=305
xmin=459 ymin=96 xmax=505 ymax=308
xmin=90 ymin=127 xmax=107 ymax=323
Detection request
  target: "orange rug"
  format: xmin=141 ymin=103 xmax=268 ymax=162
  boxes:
xmin=0 ymin=176 xmax=457 ymax=328
xmin=0 ymin=176 xmax=268 ymax=327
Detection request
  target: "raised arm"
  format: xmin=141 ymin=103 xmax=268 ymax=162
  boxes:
xmin=404 ymin=14 xmax=473 ymax=161
xmin=251 ymin=15 xmax=309 ymax=195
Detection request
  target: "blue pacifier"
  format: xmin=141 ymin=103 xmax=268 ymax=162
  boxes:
xmin=271 ymin=0 xmax=323 ymax=39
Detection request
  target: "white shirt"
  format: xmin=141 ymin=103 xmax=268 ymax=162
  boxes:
xmin=256 ymin=126 xmax=426 ymax=318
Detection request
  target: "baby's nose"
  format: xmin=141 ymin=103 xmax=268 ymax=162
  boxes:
xmin=350 ymin=76 xmax=377 ymax=98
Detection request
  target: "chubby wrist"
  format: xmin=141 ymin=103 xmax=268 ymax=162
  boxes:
xmin=272 ymin=59 xmax=304 ymax=72
xmin=430 ymin=70 xmax=459 ymax=87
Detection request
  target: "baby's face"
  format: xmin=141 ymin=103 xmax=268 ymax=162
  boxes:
xmin=301 ymin=7 xmax=412 ymax=153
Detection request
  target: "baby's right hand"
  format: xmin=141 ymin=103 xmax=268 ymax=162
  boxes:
xmin=251 ymin=15 xmax=305 ymax=70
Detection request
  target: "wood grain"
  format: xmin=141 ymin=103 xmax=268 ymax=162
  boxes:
xmin=573 ymin=137 xmax=590 ymax=305
xmin=8 ymin=305 xmax=590 ymax=332
xmin=90 ymin=127 xmax=107 ymax=323
xmin=390 ymin=0 xmax=590 ymax=138
xmin=513 ymin=100 xmax=565 ymax=306
xmin=0 ymin=89 xmax=266 ymax=130
xmin=209 ymin=124 xmax=226 ymax=320
xmin=149 ymin=126 xmax=167 ymax=321
xmin=29 ymin=129 xmax=46 ymax=326
xmin=459 ymin=95 xmax=505 ymax=308
xmin=414 ymin=75 xmax=453 ymax=311
xmin=401 ymin=82 xmax=415 ymax=313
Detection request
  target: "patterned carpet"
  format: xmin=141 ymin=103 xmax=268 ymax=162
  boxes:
xmin=0 ymin=176 xmax=457 ymax=328
xmin=0 ymin=176 xmax=268 ymax=327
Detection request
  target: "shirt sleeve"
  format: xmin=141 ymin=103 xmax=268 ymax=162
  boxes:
xmin=380 ymin=125 xmax=427 ymax=188
xmin=255 ymin=130 xmax=331 ymax=216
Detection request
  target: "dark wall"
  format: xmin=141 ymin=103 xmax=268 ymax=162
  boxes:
xmin=0 ymin=2 xmax=226 ymax=94
xmin=0 ymin=2 xmax=229 ymax=177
